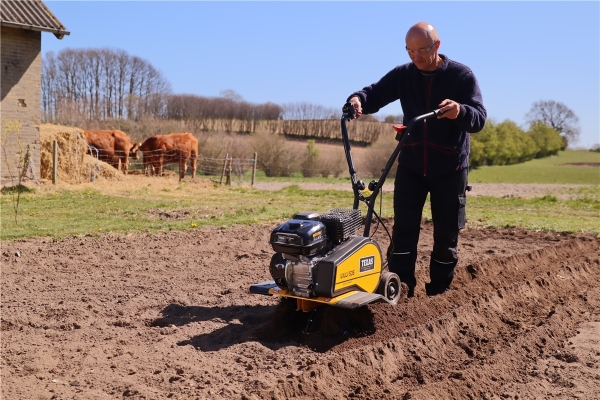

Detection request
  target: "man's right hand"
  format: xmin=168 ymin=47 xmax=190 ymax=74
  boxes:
xmin=349 ymin=96 xmax=363 ymax=119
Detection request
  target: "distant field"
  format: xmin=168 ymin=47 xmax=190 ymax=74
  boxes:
xmin=252 ymin=149 xmax=599 ymax=185
xmin=468 ymin=150 xmax=599 ymax=184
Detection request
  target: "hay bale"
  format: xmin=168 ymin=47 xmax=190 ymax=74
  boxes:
xmin=40 ymin=124 xmax=87 ymax=183
xmin=83 ymin=154 xmax=120 ymax=180
xmin=40 ymin=124 xmax=122 ymax=183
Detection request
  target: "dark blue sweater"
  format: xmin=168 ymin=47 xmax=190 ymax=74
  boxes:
xmin=349 ymin=55 xmax=486 ymax=176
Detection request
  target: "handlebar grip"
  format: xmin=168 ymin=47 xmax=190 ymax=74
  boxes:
xmin=342 ymin=102 xmax=357 ymax=120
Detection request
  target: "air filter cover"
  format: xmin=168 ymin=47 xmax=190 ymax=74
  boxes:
xmin=317 ymin=208 xmax=362 ymax=244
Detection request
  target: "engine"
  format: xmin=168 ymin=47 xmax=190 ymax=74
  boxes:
xmin=268 ymin=209 xmax=362 ymax=298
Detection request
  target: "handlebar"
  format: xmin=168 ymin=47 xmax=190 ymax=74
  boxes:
xmin=342 ymin=102 xmax=357 ymax=121
xmin=341 ymin=104 xmax=444 ymax=235
xmin=342 ymin=102 xmax=444 ymax=123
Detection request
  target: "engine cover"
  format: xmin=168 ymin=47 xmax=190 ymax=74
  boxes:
xmin=313 ymin=236 xmax=382 ymax=298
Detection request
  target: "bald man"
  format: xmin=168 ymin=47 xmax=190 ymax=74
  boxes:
xmin=346 ymin=22 xmax=486 ymax=297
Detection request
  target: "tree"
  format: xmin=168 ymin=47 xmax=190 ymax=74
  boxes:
xmin=300 ymin=139 xmax=320 ymax=177
xmin=1 ymin=120 xmax=28 ymax=224
xmin=220 ymin=89 xmax=243 ymax=102
xmin=525 ymin=100 xmax=580 ymax=147
xmin=384 ymin=114 xmax=403 ymax=124
xmin=527 ymin=121 xmax=563 ymax=158
xmin=42 ymin=48 xmax=171 ymax=123
xmin=356 ymin=114 xmax=379 ymax=123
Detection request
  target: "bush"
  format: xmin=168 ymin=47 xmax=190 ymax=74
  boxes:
xmin=250 ymin=132 xmax=297 ymax=177
xmin=362 ymin=134 xmax=398 ymax=179
xmin=528 ymin=121 xmax=564 ymax=157
xmin=195 ymin=131 xmax=253 ymax=176
xmin=470 ymin=119 xmax=562 ymax=168
xmin=317 ymin=149 xmax=347 ymax=178
xmin=300 ymin=140 xmax=320 ymax=177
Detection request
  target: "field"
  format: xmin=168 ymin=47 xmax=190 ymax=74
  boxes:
xmin=467 ymin=150 xmax=600 ymax=184
xmin=1 ymin=151 xmax=599 ymax=399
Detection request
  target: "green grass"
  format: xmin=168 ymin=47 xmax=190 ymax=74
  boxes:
xmin=2 ymin=184 xmax=598 ymax=240
xmin=2 ymin=150 xmax=598 ymax=240
xmin=0 ymin=185 xmax=347 ymax=240
xmin=469 ymin=150 xmax=600 ymax=184
xmin=207 ymin=150 xmax=599 ymax=185
xmin=465 ymin=195 xmax=600 ymax=234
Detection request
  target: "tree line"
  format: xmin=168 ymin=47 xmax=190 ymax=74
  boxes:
xmin=41 ymin=47 xmax=582 ymax=161
xmin=41 ymin=48 xmax=337 ymax=127
xmin=42 ymin=48 xmax=171 ymax=122
xmin=469 ymin=119 xmax=564 ymax=168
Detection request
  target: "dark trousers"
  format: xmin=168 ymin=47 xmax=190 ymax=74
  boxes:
xmin=388 ymin=166 xmax=468 ymax=291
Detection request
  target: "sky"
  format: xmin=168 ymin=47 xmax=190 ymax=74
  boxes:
xmin=41 ymin=1 xmax=599 ymax=148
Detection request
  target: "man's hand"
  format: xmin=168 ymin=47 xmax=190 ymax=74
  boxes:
xmin=437 ymin=99 xmax=460 ymax=119
xmin=349 ymin=96 xmax=363 ymax=119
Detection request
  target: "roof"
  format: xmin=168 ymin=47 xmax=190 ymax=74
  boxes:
xmin=1 ymin=0 xmax=69 ymax=39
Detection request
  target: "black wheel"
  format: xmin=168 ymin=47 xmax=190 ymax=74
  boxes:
xmin=377 ymin=271 xmax=401 ymax=304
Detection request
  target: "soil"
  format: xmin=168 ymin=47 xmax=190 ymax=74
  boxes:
xmin=2 ymin=217 xmax=599 ymax=399
xmin=563 ymin=163 xmax=600 ymax=167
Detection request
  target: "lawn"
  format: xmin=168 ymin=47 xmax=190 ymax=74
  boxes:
xmin=234 ymin=150 xmax=599 ymax=185
xmin=2 ymin=182 xmax=598 ymax=240
xmin=1 ymin=151 xmax=598 ymax=240
xmin=468 ymin=150 xmax=599 ymax=184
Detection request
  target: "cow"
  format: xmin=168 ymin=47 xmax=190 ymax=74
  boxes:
xmin=83 ymin=130 xmax=140 ymax=174
xmin=138 ymin=132 xmax=198 ymax=181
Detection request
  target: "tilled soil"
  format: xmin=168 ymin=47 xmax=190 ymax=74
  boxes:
xmin=2 ymin=222 xmax=599 ymax=400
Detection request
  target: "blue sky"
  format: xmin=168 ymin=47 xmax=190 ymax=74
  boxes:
xmin=42 ymin=1 xmax=599 ymax=148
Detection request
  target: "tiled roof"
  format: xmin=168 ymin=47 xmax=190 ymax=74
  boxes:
xmin=1 ymin=0 xmax=69 ymax=39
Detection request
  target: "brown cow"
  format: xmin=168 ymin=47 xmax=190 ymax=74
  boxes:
xmin=138 ymin=132 xmax=198 ymax=181
xmin=83 ymin=130 xmax=140 ymax=174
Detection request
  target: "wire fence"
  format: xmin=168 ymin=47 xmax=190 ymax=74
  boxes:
xmin=85 ymin=147 xmax=258 ymax=185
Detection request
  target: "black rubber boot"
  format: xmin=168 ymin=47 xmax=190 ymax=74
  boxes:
xmin=425 ymin=282 xmax=449 ymax=296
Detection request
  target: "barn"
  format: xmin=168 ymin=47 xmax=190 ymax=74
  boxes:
xmin=0 ymin=0 xmax=69 ymax=187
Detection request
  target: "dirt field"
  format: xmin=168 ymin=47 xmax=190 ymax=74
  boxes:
xmin=2 ymin=213 xmax=599 ymax=399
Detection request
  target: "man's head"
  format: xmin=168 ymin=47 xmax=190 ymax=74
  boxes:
xmin=405 ymin=22 xmax=441 ymax=71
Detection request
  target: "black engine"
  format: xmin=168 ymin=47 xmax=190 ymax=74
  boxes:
xmin=268 ymin=209 xmax=362 ymax=297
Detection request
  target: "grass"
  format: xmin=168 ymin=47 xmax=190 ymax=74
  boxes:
xmin=228 ymin=150 xmax=599 ymax=185
xmin=1 ymin=150 xmax=598 ymax=240
xmin=468 ymin=150 xmax=600 ymax=184
xmin=465 ymin=195 xmax=599 ymax=234
xmin=0 ymin=185 xmax=346 ymax=240
xmin=1 ymin=182 xmax=598 ymax=240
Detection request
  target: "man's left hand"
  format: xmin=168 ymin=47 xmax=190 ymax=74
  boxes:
xmin=437 ymin=99 xmax=461 ymax=119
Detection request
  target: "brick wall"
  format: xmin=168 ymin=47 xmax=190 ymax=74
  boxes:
xmin=1 ymin=26 xmax=42 ymax=182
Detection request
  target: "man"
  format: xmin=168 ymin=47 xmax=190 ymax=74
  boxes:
xmin=346 ymin=22 xmax=486 ymax=297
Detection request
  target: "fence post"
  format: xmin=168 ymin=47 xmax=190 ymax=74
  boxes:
xmin=225 ymin=157 xmax=232 ymax=186
xmin=219 ymin=153 xmax=228 ymax=185
xmin=251 ymin=152 xmax=257 ymax=187
xmin=52 ymin=140 xmax=58 ymax=185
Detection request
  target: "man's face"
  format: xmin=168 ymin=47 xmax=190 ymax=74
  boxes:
xmin=405 ymin=36 xmax=439 ymax=71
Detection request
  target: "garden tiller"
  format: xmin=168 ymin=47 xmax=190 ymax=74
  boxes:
xmin=249 ymin=103 xmax=446 ymax=312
